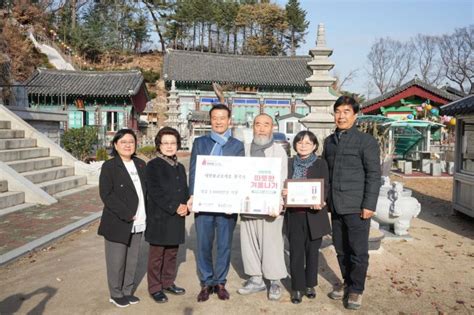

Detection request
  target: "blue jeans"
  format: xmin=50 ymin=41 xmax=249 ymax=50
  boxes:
xmin=194 ymin=213 xmax=237 ymax=286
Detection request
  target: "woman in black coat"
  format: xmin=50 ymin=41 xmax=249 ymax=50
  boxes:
xmin=145 ymin=127 xmax=189 ymax=303
xmin=98 ymin=129 xmax=147 ymax=308
xmin=285 ymin=130 xmax=331 ymax=304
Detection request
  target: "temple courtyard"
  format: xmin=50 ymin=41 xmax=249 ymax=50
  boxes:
xmin=0 ymin=176 xmax=472 ymax=314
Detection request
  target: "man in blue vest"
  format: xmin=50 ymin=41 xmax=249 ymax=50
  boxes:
xmin=188 ymin=104 xmax=245 ymax=302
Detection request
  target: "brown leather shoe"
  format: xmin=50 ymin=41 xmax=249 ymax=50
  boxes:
xmin=214 ymin=284 xmax=230 ymax=300
xmin=197 ymin=286 xmax=213 ymax=302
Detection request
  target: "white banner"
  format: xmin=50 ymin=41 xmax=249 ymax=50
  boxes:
xmin=193 ymin=155 xmax=282 ymax=215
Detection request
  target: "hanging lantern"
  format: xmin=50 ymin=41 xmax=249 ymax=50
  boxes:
xmin=416 ymin=106 xmax=423 ymax=112
xmin=407 ymin=114 xmax=414 ymax=119
xmin=425 ymin=104 xmax=432 ymax=111
xmin=421 ymin=102 xmax=426 ymax=108
xmin=430 ymin=108 xmax=439 ymax=116
xmin=449 ymin=118 xmax=456 ymax=126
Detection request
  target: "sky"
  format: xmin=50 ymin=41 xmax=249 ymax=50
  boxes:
xmin=275 ymin=0 xmax=473 ymax=97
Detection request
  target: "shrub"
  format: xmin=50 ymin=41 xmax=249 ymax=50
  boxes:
xmin=95 ymin=147 xmax=109 ymax=161
xmin=141 ymin=68 xmax=160 ymax=83
xmin=137 ymin=145 xmax=156 ymax=159
xmin=62 ymin=126 xmax=98 ymax=161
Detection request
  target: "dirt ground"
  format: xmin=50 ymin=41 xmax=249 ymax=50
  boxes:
xmin=0 ymin=177 xmax=473 ymax=315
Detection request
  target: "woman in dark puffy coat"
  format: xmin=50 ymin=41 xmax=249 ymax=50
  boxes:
xmin=145 ymin=127 xmax=189 ymax=303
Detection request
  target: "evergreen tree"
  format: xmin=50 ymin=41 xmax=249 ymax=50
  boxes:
xmin=285 ymin=0 xmax=309 ymax=56
xmin=245 ymin=3 xmax=287 ymax=56
xmin=220 ymin=0 xmax=240 ymax=53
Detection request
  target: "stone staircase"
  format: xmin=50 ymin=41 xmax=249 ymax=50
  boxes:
xmin=0 ymin=120 xmax=88 ymax=212
xmin=0 ymin=179 xmax=25 ymax=209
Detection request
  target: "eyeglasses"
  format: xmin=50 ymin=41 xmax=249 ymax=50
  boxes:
xmin=296 ymin=141 xmax=314 ymax=146
xmin=161 ymin=142 xmax=177 ymax=146
xmin=117 ymin=141 xmax=135 ymax=146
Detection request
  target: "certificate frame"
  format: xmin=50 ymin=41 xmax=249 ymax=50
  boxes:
xmin=285 ymin=179 xmax=324 ymax=207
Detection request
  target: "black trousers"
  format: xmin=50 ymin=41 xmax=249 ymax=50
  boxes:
xmin=287 ymin=212 xmax=323 ymax=291
xmin=331 ymin=211 xmax=370 ymax=294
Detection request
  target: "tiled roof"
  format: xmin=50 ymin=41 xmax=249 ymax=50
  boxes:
xmin=275 ymin=112 xmax=305 ymax=121
xmin=188 ymin=110 xmax=210 ymax=123
xmin=440 ymin=95 xmax=474 ymax=116
xmin=25 ymin=68 xmax=145 ymax=97
xmin=362 ymin=78 xmax=460 ymax=108
xmin=163 ymin=50 xmax=312 ymax=88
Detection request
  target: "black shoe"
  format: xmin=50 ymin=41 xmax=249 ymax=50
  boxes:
xmin=305 ymin=287 xmax=316 ymax=299
xmin=164 ymin=284 xmax=186 ymax=295
xmin=151 ymin=291 xmax=168 ymax=303
xmin=109 ymin=296 xmax=129 ymax=308
xmin=125 ymin=295 xmax=140 ymax=304
xmin=291 ymin=291 xmax=302 ymax=304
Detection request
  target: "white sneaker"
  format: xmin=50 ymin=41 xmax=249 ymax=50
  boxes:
xmin=237 ymin=277 xmax=266 ymax=295
xmin=268 ymin=280 xmax=282 ymax=301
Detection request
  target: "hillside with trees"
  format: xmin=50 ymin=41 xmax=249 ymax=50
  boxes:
xmin=0 ymin=1 xmax=309 ymax=70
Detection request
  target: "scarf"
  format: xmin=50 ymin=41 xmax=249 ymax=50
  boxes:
xmin=157 ymin=152 xmax=178 ymax=167
xmin=210 ymin=129 xmax=231 ymax=156
xmin=250 ymin=138 xmax=274 ymax=157
xmin=292 ymin=153 xmax=317 ymax=179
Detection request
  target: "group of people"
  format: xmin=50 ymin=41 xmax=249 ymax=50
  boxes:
xmin=97 ymin=95 xmax=381 ymax=311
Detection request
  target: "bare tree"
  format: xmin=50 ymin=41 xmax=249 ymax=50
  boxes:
xmin=393 ymin=41 xmax=415 ymax=87
xmin=367 ymin=37 xmax=414 ymax=95
xmin=439 ymin=26 xmax=473 ymax=94
xmin=338 ymin=68 xmax=359 ymax=91
xmin=412 ymin=34 xmax=443 ymax=85
xmin=332 ymin=68 xmax=359 ymax=92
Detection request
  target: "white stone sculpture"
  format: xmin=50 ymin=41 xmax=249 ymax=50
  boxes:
xmin=373 ymin=177 xmax=421 ymax=236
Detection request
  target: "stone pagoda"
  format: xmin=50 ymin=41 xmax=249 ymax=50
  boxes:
xmin=299 ymin=23 xmax=337 ymax=149
xmin=165 ymin=80 xmax=181 ymax=130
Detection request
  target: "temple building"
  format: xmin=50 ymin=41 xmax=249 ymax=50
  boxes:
xmin=162 ymin=49 xmax=313 ymax=145
xmin=361 ymin=78 xmax=460 ymax=116
xmin=25 ymin=69 xmax=149 ymax=144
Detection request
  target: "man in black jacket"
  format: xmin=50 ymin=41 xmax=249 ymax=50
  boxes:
xmin=323 ymin=96 xmax=381 ymax=310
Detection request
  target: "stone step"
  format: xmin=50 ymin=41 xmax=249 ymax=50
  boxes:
xmin=0 ymin=129 xmax=24 ymax=139
xmin=0 ymin=147 xmax=49 ymax=162
xmin=6 ymin=156 xmax=63 ymax=173
xmin=0 ymin=202 xmax=36 ymax=217
xmin=0 ymin=180 xmax=7 ymax=193
xmin=0 ymin=121 xmax=11 ymax=129
xmin=0 ymin=138 xmax=37 ymax=150
xmin=22 ymin=166 xmax=75 ymax=184
xmin=0 ymin=191 xmax=25 ymax=210
xmin=38 ymin=175 xmax=87 ymax=195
